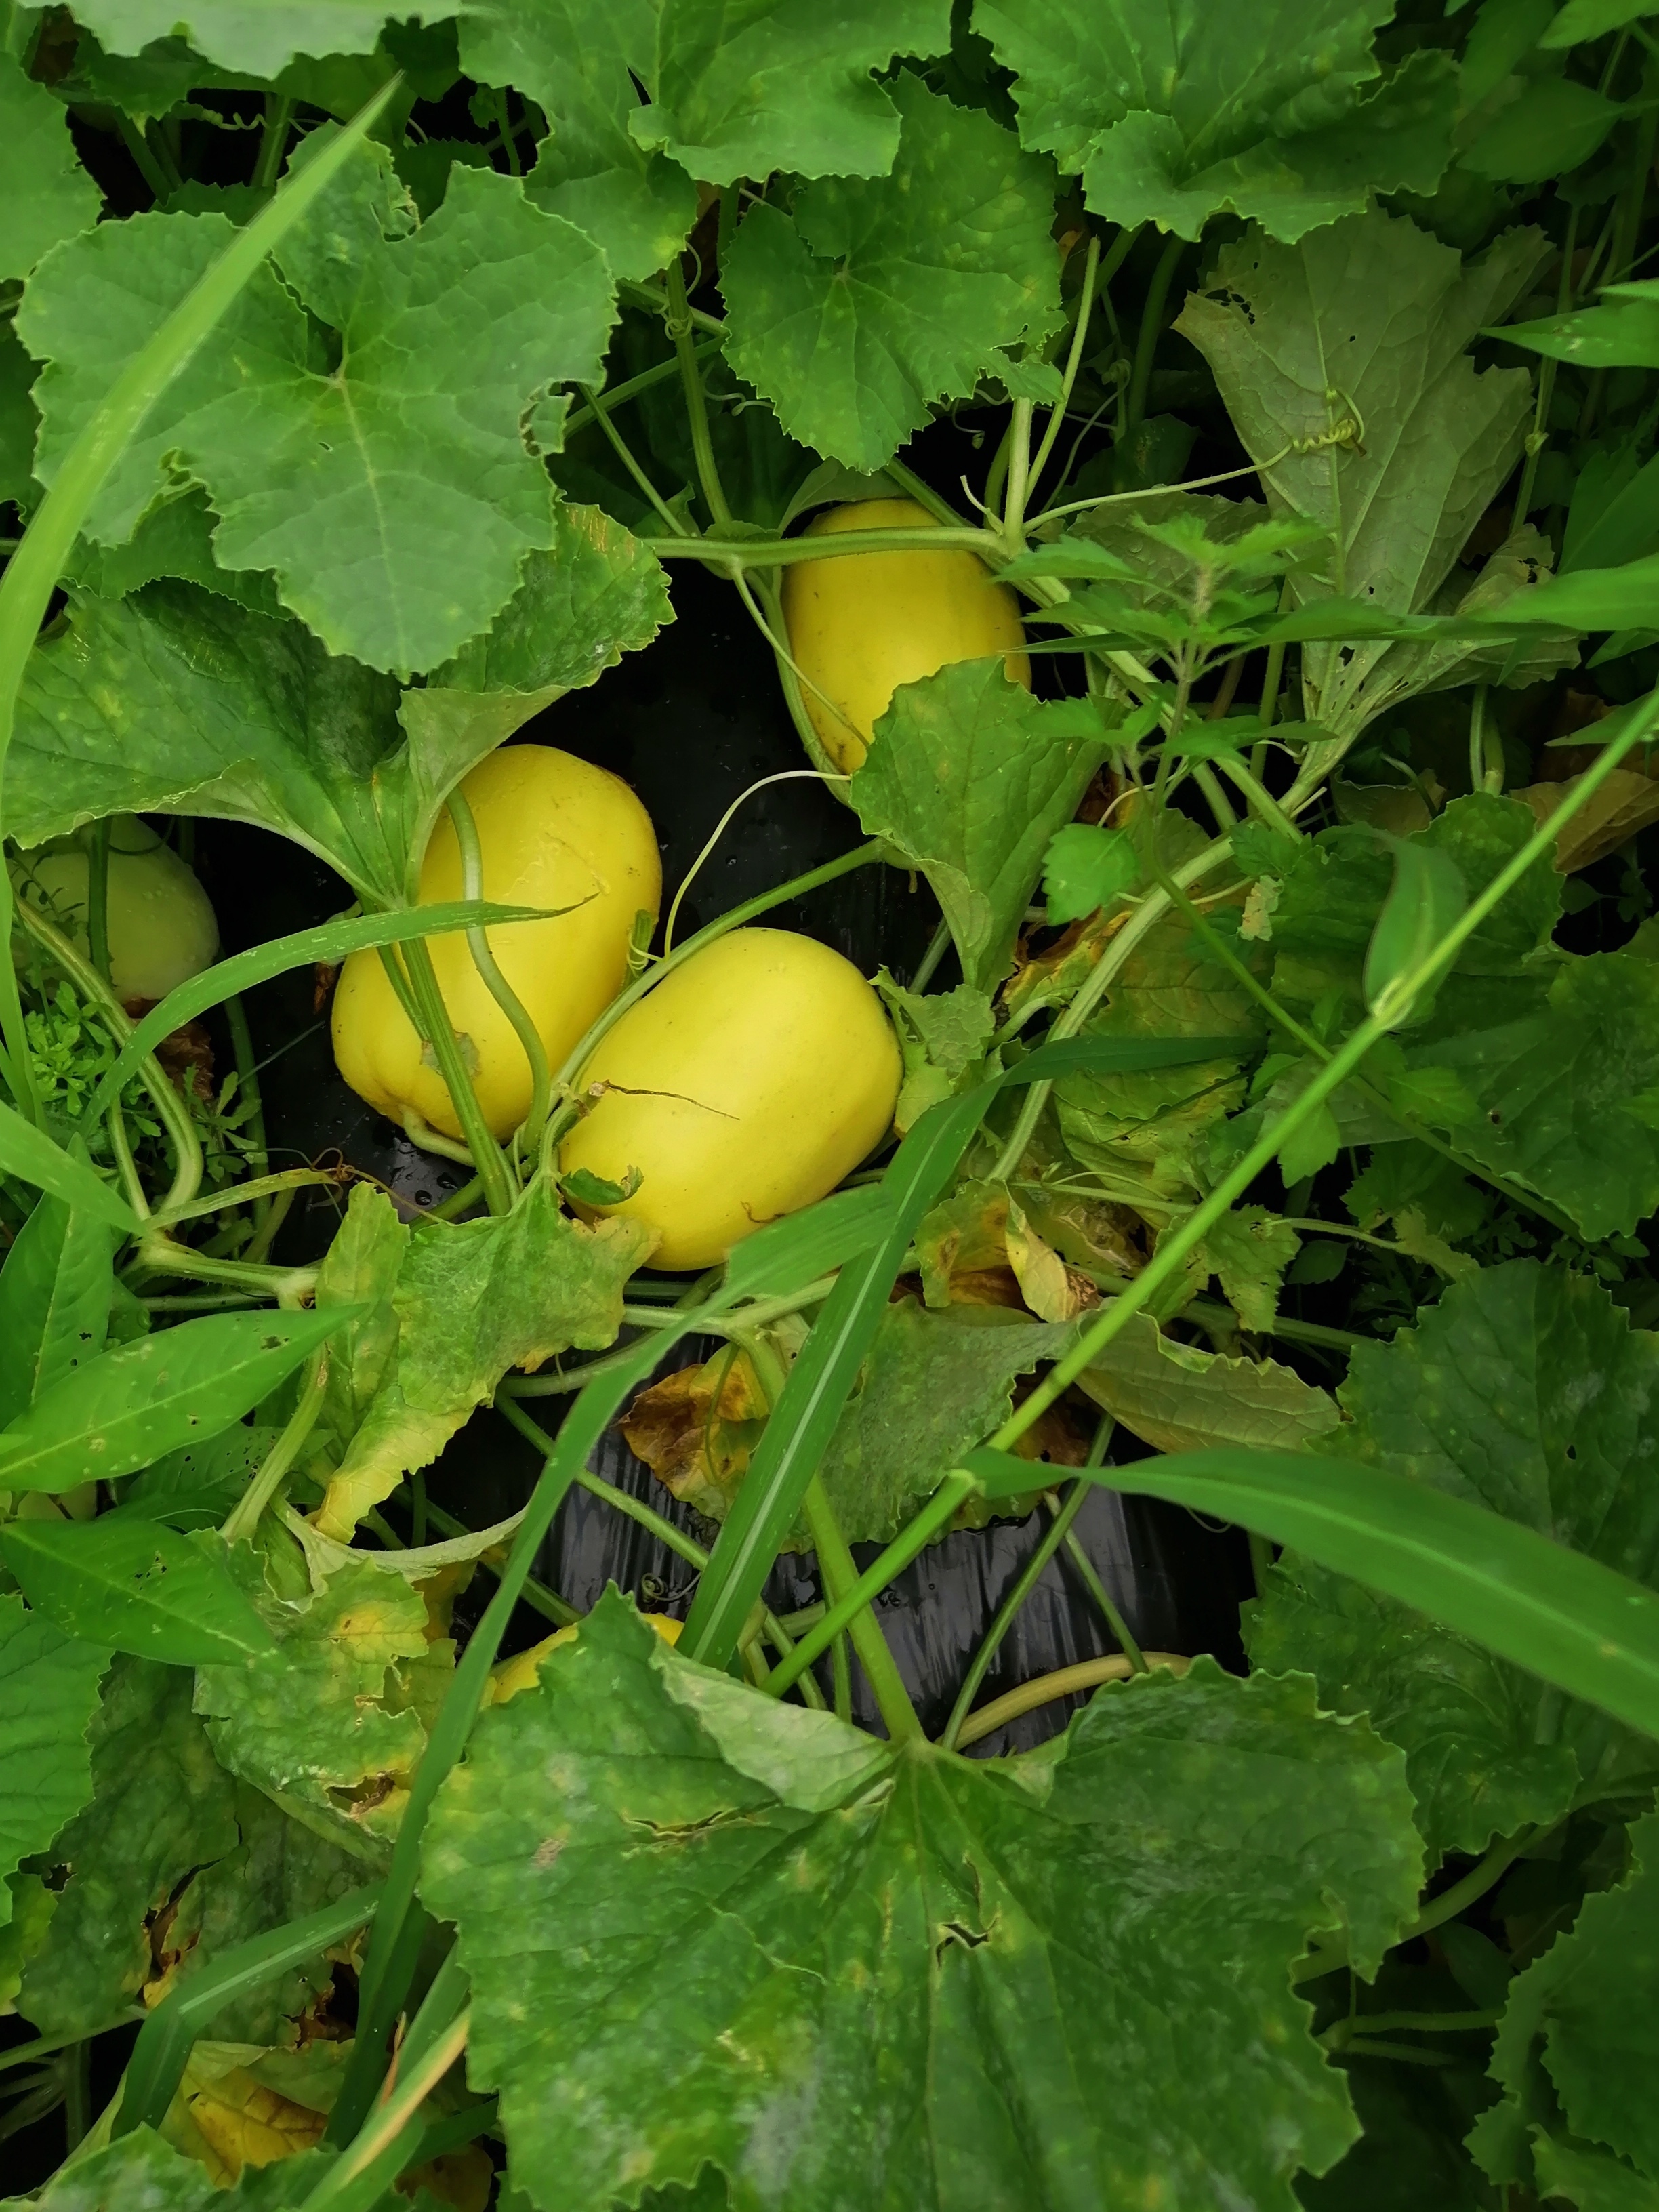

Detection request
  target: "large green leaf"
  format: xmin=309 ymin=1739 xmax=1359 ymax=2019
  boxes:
xmin=1246 ymin=1263 xmax=1659 ymax=1860
xmin=722 ymin=77 xmax=1060 ymax=470
xmin=0 ymin=52 xmax=101 ymax=283
xmin=20 ymin=148 xmax=617 ymax=673
xmin=194 ymin=1550 xmax=445 ymax=1861
xmin=1176 ymin=209 xmax=1551 ymax=750
xmin=848 ymin=660 xmax=1105 ymax=993
xmin=424 ymin=1594 xmax=1422 ymax=2212
xmin=0 ymin=1305 xmax=346 ymax=1494
xmin=0 ymin=1193 xmax=115 ymax=1427
xmin=0 ymin=1594 xmax=107 ymax=1932
xmin=7 ymin=500 xmax=668 ymax=904
xmin=67 ymin=2 xmax=454 ymax=77
xmin=314 ymin=1180 xmax=653 ymax=1539
xmin=1477 ymin=1810 xmax=1659 ymax=2202
xmin=0 ymin=1518 xmax=278 ymax=1667
xmin=17 ymin=1657 xmax=239 ymax=2034
xmin=975 ymin=0 xmax=1456 ymax=240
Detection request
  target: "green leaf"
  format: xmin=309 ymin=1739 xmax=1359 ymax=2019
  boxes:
xmin=1460 ymin=77 xmax=1624 ymax=184
xmin=1246 ymin=1262 xmax=1659 ymax=1859
xmin=0 ymin=1593 xmax=106 ymax=1932
xmin=1195 ymin=1205 xmax=1302 ymax=1333
xmin=1078 ymin=1309 xmax=1337 ymax=1454
xmin=1540 ymin=0 xmax=1652 ymax=43
xmin=9 ymin=499 xmax=667 ymax=904
xmin=64 ymin=485 xmax=285 ymax=616
xmin=0 ymin=51 xmax=101 ymax=283
xmin=20 ymin=152 xmax=619 ymax=673
xmin=0 ymin=1095 xmax=140 ymax=1235
xmin=424 ymin=1593 xmax=1422 ymax=2211
xmin=722 ymin=77 xmax=1060 ymax=470
xmin=848 ymin=661 xmax=1105 ymax=992
xmin=0 ymin=1305 xmax=348 ymax=1494
xmin=1363 ymin=835 xmax=1469 ymax=1027
xmin=1422 ymin=953 xmax=1659 ymax=1241
xmin=1042 ymin=821 xmax=1139 ymax=926
xmin=721 ymin=1181 xmax=902 ymax=1303
xmin=977 ymin=0 xmax=1456 ymax=241
xmin=314 ymin=1179 xmax=653 ymax=1539
xmin=1479 ymin=550 xmax=1659 ymax=632
xmin=0 ymin=1194 xmax=115 ymax=1427
xmin=312 ymin=1185 xmax=407 ymax=1454
xmin=1054 ymin=887 xmax=1268 ymax=1200
xmin=16 ymin=1657 xmax=238 ymax=2033
xmin=194 ymin=1551 xmax=443 ymax=1860
xmin=874 ymin=970 xmax=996 ymax=1135
xmin=66 ymin=1 xmax=450 ymax=83
xmin=461 ymin=1 xmax=698 ymax=283
xmin=1530 ymin=2137 xmax=1659 ymax=2211
xmin=1499 ymin=291 xmax=1659 ymax=372
xmin=1481 ymin=1810 xmax=1659 ymax=2198
xmin=1176 ymin=209 xmax=1549 ymax=748
xmin=816 ymin=1299 xmax=1081 ymax=1543
xmin=0 ymin=1519 xmax=278 ymax=1667
xmin=165 ymin=1784 xmax=363 ymax=2045
xmin=624 ymin=0 xmax=953 ymax=186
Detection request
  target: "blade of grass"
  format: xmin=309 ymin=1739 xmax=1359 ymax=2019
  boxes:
xmin=966 ymin=1445 xmax=1659 ymax=1744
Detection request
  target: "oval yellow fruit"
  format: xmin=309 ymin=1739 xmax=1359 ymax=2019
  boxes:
xmin=560 ymin=928 xmax=901 ymax=1271
xmin=332 ymin=745 xmax=661 ymax=1142
xmin=781 ymin=497 xmax=1031 ymax=773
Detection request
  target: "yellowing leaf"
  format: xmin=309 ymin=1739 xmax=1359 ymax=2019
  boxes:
xmin=619 ymin=1347 xmax=773 ymax=1523
xmin=1513 ymin=767 xmax=1659 ymax=873
xmin=485 ymin=1616 xmax=682 ymax=1708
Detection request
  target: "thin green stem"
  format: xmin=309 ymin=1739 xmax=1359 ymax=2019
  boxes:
xmin=221 ymin=1348 xmax=330 ymax=1544
xmin=86 ymin=819 xmax=111 ymax=985
xmin=952 ymin=1652 xmax=1187 ymax=1750
xmin=1322 ymin=2010 xmax=1499 ymax=2049
xmin=635 ymin=525 xmax=998 ymax=568
xmin=114 ymin=111 xmax=170 ymax=200
xmin=224 ymin=994 xmax=270 ymax=1224
xmin=403 ymin=1492 xmax=579 ymax=1628
xmin=909 ymin=920 xmax=951 ymax=994
xmin=489 ymin=85 xmax=521 ymax=176
xmin=1001 ymin=398 xmax=1036 ymax=552
xmin=1125 ymin=236 xmax=1185 ymax=435
xmin=798 ymin=1473 xmax=924 ymax=1742
xmin=447 ymin=790 xmax=552 ymax=1164
xmin=580 ymin=382 xmax=692 ymax=537
xmin=941 ymin=1469 xmax=1100 ymax=1750
xmin=251 ymin=93 xmax=295 ymax=191
xmin=564 ymin=344 xmax=722 ymax=441
xmin=148 ymin=1167 xmax=340 ymax=1229
xmin=129 ymin=1233 xmax=314 ymax=1300
xmin=1059 ymin=1515 xmax=1147 ymax=1671
xmin=1029 ymin=233 xmax=1103 ymax=499
xmin=665 ymin=258 xmax=731 ymax=526
xmin=770 ymin=1471 xmax=974 ymax=1710
xmin=397 ymin=938 xmax=516 ymax=1218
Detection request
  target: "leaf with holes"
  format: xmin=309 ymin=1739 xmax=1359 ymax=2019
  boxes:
xmin=0 ymin=1518 xmax=277 ymax=1668
xmin=0 ymin=1595 xmax=108 ymax=1934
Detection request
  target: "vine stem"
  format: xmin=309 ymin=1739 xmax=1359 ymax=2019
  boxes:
xmin=665 ymin=258 xmax=731 ymax=527
xmin=1027 ymin=232 xmax=1103 ymax=500
xmin=799 ymin=1473 xmax=922 ymax=1742
xmin=446 ymin=790 xmax=552 ymax=1166
xmin=221 ymin=1349 xmax=330 ymax=1543
xmin=1001 ymin=398 xmax=1036 ymax=552
xmin=1125 ymin=235 xmax=1185 ymax=434
xmin=952 ymin=1652 xmax=1191 ymax=1751
xmin=396 ymin=937 xmax=516 ymax=1218
xmin=990 ymin=684 xmax=1659 ymax=1458
xmin=941 ymin=1429 xmax=1109 ymax=1751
